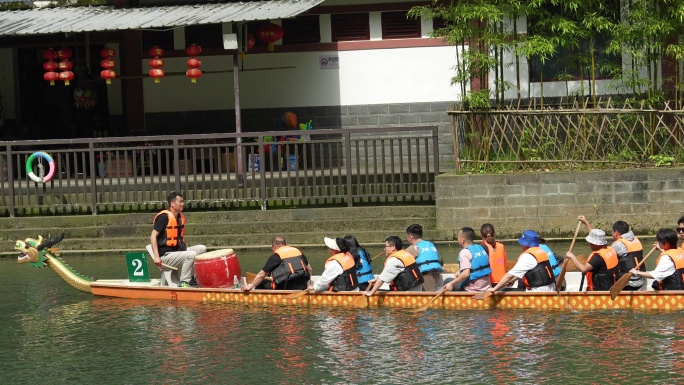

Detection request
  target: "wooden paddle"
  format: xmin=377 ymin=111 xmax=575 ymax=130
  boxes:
xmin=370 ymin=250 xmax=385 ymax=261
xmin=556 ymin=221 xmax=583 ymax=294
xmin=161 ymin=263 xmax=177 ymax=271
xmin=412 ymin=288 xmax=448 ymax=312
xmin=472 ymin=291 xmax=494 ymax=301
xmin=283 ymin=288 xmax=312 ymax=300
xmin=609 ymin=246 xmax=657 ymax=300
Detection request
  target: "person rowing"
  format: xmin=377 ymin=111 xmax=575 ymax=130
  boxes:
xmin=579 ymin=215 xmax=645 ymax=290
xmin=566 ymin=229 xmax=618 ymax=291
xmin=242 ymin=235 xmax=312 ymax=292
xmin=344 ymin=235 xmax=374 ymax=291
xmin=405 ymin=224 xmax=443 ymax=291
xmin=486 ymin=230 xmax=556 ymax=293
xmin=631 ymin=228 xmax=684 ymax=291
xmin=312 ymin=237 xmax=359 ymax=293
xmin=480 ymin=223 xmax=507 ymax=287
xmin=443 ymin=227 xmax=492 ymax=292
xmin=363 ymin=236 xmax=424 ymax=296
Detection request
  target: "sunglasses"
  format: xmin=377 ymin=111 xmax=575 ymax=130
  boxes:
xmin=678 ymin=227 xmax=684 ymax=233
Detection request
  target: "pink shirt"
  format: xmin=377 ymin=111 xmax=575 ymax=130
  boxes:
xmin=459 ymin=248 xmax=492 ymax=292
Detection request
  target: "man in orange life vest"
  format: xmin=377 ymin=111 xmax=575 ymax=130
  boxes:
xmin=150 ymin=191 xmax=207 ymax=287
xmin=242 ymin=235 xmax=312 ymax=291
xmin=487 ymin=230 xmax=556 ymax=293
xmin=566 ymin=228 xmax=619 ymax=291
xmin=578 ymin=215 xmax=645 ymax=290
xmin=312 ymin=237 xmax=359 ymax=292
xmin=363 ymin=236 xmax=424 ymax=296
xmin=631 ymin=228 xmax=684 ymax=290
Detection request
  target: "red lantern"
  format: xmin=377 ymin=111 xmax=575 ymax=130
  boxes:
xmin=43 ymin=48 xmax=57 ymax=61
xmin=101 ymin=48 xmax=116 ymax=59
xmin=149 ymin=68 xmax=165 ymax=83
xmin=44 ymin=71 xmax=59 ymax=86
xmin=59 ymin=71 xmax=75 ymax=86
xmin=148 ymin=46 xmax=165 ymax=84
xmin=257 ymin=23 xmax=284 ymax=52
xmin=100 ymin=47 xmax=116 ymax=85
xmin=186 ymin=44 xmax=202 ymax=57
xmin=247 ymin=33 xmax=255 ymax=50
xmin=100 ymin=59 xmax=115 ymax=69
xmin=43 ymin=61 xmax=58 ymax=72
xmin=57 ymin=47 xmax=72 ymax=60
xmin=101 ymin=69 xmax=116 ymax=85
xmin=58 ymin=59 xmax=73 ymax=71
xmin=186 ymin=68 xmax=202 ymax=83
xmin=148 ymin=46 xmax=164 ymax=57
xmin=185 ymin=45 xmax=202 ymax=83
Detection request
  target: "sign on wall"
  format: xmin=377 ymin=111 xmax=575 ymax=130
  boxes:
xmin=319 ymin=55 xmax=339 ymax=69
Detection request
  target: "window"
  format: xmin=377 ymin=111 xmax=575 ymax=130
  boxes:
xmin=282 ymin=15 xmax=320 ymax=44
xmin=141 ymin=30 xmax=174 ymax=54
xmin=382 ymin=11 xmax=421 ymax=39
xmin=331 ymin=13 xmax=369 ymax=42
xmin=185 ymin=24 xmax=223 ymax=49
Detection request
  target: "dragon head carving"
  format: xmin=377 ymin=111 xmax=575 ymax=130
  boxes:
xmin=16 ymin=231 xmax=64 ymax=267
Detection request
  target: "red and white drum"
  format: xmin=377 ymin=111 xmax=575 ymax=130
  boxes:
xmin=194 ymin=249 xmax=242 ymax=288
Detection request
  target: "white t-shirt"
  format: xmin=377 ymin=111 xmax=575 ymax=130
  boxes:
xmin=508 ymin=253 xmax=556 ymax=292
xmin=649 ymin=255 xmax=676 ymax=282
xmin=377 ymin=257 xmax=423 ymax=292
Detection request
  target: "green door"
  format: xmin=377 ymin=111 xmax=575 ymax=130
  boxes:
xmin=125 ymin=252 xmax=151 ymax=282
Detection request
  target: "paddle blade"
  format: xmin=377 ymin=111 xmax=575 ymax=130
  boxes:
xmin=284 ymin=289 xmax=310 ymax=300
xmin=472 ymin=291 xmax=493 ymax=301
xmin=610 ymin=273 xmax=632 ymax=300
xmin=245 ymin=272 xmax=257 ymax=284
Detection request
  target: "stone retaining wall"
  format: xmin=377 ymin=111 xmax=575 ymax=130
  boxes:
xmin=435 ymin=168 xmax=684 ymax=239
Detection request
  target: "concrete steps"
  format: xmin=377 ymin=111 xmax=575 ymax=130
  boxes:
xmin=1 ymin=205 xmax=445 ymax=255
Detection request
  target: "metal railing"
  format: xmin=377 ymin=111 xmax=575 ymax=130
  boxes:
xmin=0 ymin=126 xmax=439 ymax=216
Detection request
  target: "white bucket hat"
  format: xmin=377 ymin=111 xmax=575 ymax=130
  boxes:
xmin=585 ymin=229 xmax=607 ymax=245
xmin=324 ymin=237 xmax=340 ymax=251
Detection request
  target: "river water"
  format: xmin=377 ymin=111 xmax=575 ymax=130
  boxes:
xmin=2 ymin=240 xmax=681 ymax=384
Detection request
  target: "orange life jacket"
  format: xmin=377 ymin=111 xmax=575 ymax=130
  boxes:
xmin=271 ymin=246 xmax=309 ymax=289
xmin=325 ymin=252 xmax=358 ymax=291
xmin=386 ymin=250 xmax=424 ymax=291
xmin=654 ymin=248 xmax=684 ymax=290
xmin=153 ymin=210 xmax=186 ymax=248
xmin=482 ymin=241 xmax=507 ymax=284
xmin=586 ymin=247 xmax=618 ymax=291
xmin=521 ymin=247 xmax=555 ymax=289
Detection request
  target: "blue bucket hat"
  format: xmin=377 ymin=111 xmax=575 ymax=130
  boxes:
xmin=518 ymin=230 xmax=540 ymax=247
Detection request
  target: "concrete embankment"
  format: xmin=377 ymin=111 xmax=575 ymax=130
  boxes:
xmin=0 ymin=205 xmax=443 ymax=256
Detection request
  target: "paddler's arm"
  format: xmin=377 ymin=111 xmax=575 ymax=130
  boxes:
xmin=242 ymin=270 xmax=268 ymax=292
xmin=149 ymin=230 xmax=162 ymax=269
xmin=444 ymin=268 xmax=469 ymax=291
xmin=565 ymin=251 xmax=593 ymax=274
xmin=488 ymin=272 xmax=517 ymax=292
xmin=363 ymin=278 xmax=385 ymax=297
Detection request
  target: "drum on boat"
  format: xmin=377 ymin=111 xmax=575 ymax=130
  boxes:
xmin=194 ymin=249 xmax=241 ymax=288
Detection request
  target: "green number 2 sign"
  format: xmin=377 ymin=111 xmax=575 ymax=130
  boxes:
xmin=125 ymin=252 xmax=151 ymax=283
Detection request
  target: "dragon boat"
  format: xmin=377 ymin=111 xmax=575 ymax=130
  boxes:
xmin=15 ymin=233 xmax=684 ymax=312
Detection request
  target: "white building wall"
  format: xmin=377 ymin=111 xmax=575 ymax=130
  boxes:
xmin=143 ymin=46 xmax=460 ymax=112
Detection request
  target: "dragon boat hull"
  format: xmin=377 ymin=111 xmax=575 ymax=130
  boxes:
xmin=87 ymin=276 xmax=684 ymax=311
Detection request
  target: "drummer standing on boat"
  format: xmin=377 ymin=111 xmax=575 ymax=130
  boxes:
xmin=578 ymin=215 xmax=645 ymax=290
xmin=405 ymin=224 xmax=443 ymax=291
xmin=486 ymin=230 xmax=556 ymax=293
xmin=566 ymin=229 xmax=619 ymax=291
xmin=150 ymin=191 xmax=207 ymax=288
xmin=443 ymin=227 xmax=492 ymax=292
xmin=363 ymin=236 xmax=424 ymax=296
xmin=242 ymin=235 xmax=312 ymax=291
xmin=312 ymin=237 xmax=359 ymax=293
xmin=631 ymin=228 xmax=684 ymax=290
